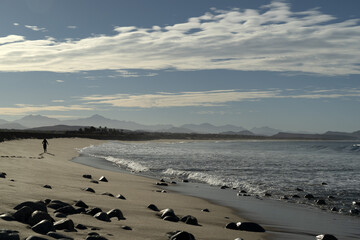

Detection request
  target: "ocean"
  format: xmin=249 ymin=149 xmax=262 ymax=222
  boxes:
xmin=75 ymin=140 xmax=360 ymax=239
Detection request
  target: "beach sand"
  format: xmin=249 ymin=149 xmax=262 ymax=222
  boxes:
xmin=0 ymin=138 xmax=267 ymax=240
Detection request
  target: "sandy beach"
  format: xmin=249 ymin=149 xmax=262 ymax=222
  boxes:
xmin=0 ymin=138 xmax=267 ymax=240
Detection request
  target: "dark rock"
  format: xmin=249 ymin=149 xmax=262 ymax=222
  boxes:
xmin=171 ymin=181 xmax=177 ymax=184
xmin=101 ymin=192 xmax=114 ymax=197
xmin=281 ymin=196 xmax=289 ymax=200
xmin=163 ymin=215 xmax=179 ymax=222
xmin=99 ymin=176 xmax=108 ymax=182
xmin=90 ymin=180 xmax=99 ymax=184
xmin=316 ymin=234 xmax=338 ymax=240
xmin=43 ymin=199 xmax=51 ymax=204
xmin=94 ymin=212 xmax=110 ymax=222
xmin=13 ymin=206 xmax=33 ymax=223
xmin=236 ymin=222 xmax=266 ymax=232
xmin=88 ymin=232 xmax=100 ymax=236
xmin=121 ymin=225 xmax=132 ymax=230
xmin=292 ymin=195 xmax=300 ymax=198
xmin=0 ymin=212 xmax=15 ymax=221
xmin=168 ymin=231 xmax=195 ymax=240
xmin=47 ymin=231 xmax=74 ymax=239
xmin=160 ymin=179 xmax=166 ymax=182
xmin=240 ymin=190 xmax=247 ymax=193
xmin=14 ymin=201 xmax=47 ymax=213
xmin=305 ymin=194 xmax=315 ymax=199
xmin=160 ymin=208 xmax=176 ymax=219
xmin=75 ymin=207 xmax=86 ymax=214
xmin=0 ymin=173 xmax=6 ymax=178
xmin=107 ymin=209 xmax=125 ymax=220
xmin=156 ymin=182 xmax=168 ymax=186
xmin=180 ymin=215 xmax=198 ymax=225
xmin=47 ymin=200 xmax=69 ymax=210
xmin=331 ymin=207 xmax=338 ymax=212
xmin=328 ymin=196 xmax=335 ymax=199
xmin=74 ymin=200 xmax=88 ymax=208
xmin=83 ymin=187 xmax=95 ymax=193
xmin=25 ymin=236 xmax=50 ymax=240
xmin=264 ymin=193 xmax=271 ymax=197
xmin=147 ymin=204 xmax=159 ymax=212
xmin=225 ymin=222 xmax=238 ymax=230
xmin=54 ymin=218 xmax=75 ymax=231
xmin=201 ymin=208 xmax=210 ymax=212
xmin=82 ymin=174 xmax=92 ymax=179
xmin=116 ymin=194 xmax=126 ymax=200
xmin=76 ymin=223 xmax=87 ymax=230
xmin=352 ymin=201 xmax=360 ymax=206
xmin=182 ymin=179 xmax=189 ymax=183
xmin=31 ymin=220 xmax=55 ymax=234
xmin=220 ymin=185 xmax=229 ymax=189
xmin=321 ymin=182 xmax=328 ymax=185
xmin=43 ymin=185 xmax=52 ymax=189
xmin=54 ymin=213 xmax=67 ymax=218
xmin=350 ymin=209 xmax=359 ymax=215
xmin=85 ymin=236 xmax=108 ymax=240
xmin=0 ymin=230 xmax=19 ymax=240
xmin=54 ymin=205 xmax=77 ymax=215
xmin=316 ymin=199 xmax=327 ymax=205
xmin=296 ymin=188 xmax=304 ymax=192
xmin=28 ymin=210 xmax=54 ymax=226
xmin=86 ymin=207 xmax=102 ymax=216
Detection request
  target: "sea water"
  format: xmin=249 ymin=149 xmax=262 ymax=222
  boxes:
xmin=78 ymin=140 xmax=360 ymax=216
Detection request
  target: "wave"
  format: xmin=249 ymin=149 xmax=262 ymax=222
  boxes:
xmin=103 ymin=156 xmax=150 ymax=172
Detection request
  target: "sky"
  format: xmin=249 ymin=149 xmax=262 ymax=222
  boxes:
xmin=0 ymin=0 xmax=360 ymax=133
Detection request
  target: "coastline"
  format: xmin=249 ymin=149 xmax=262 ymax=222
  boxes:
xmin=0 ymin=138 xmax=267 ymax=240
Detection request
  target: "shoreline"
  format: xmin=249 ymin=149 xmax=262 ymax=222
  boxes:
xmin=0 ymin=138 xmax=267 ymax=240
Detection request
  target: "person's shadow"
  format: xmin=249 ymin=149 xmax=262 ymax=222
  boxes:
xmin=39 ymin=152 xmax=55 ymax=156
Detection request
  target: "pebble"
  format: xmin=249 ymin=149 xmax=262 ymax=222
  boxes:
xmin=147 ymin=204 xmax=159 ymax=212
xmin=75 ymin=223 xmax=87 ymax=230
xmin=121 ymin=225 xmax=132 ymax=230
xmin=83 ymin=187 xmax=96 ymax=193
xmin=43 ymin=185 xmax=52 ymax=189
xmin=0 ymin=230 xmax=19 ymax=240
xmin=168 ymin=231 xmax=195 ymax=240
xmin=180 ymin=215 xmax=198 ymax=225
xmin=82 ymin=174 xmax=92 ymax=179
xmin=316 ymin=234 xmax=338 ymax=240
xmin=116 ymin=194 xmax=126 ymax=200
xmin=201 ymin=208 xmax=210 ymax=212
xmin=94 ymin=212 xmax=110 ymax=222
xmin=99 ymin=176 xmax=108 ymax=182
xmin=102 ymin=192 xmax=114 ymax=197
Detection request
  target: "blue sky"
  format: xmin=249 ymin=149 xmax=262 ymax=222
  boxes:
xmin=0 ymin=0 xmax=360 ymax=133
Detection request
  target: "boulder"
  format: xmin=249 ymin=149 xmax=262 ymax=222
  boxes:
xmin=85 ymin=236 xmax=108 ymax=240
xmin=28 ymin=210 xmax=54 ymax=226
xmin=54 ymin=213 xmax=67 ymax=218
xmin=0 ymin=212 xmax=15 ymax=221
xmin=86 ymin=207 xmax=102 ymax=216
xmin=236 ymin=222 xmax=265 ymax=232
xmin=168 ymin=231 xmax=195 ymax=240
xmin=160 ymin=208 xmax=176 ymax=219
xmin=75 ymin=224 xmax=87 ymax=230
xmin=163 ymin=216 xmax=179 ymax=222
xmin=54 ymin=218 xmax=75 ymax=231
xmin=94 ymin=212 xmax=110 ymax=222
xmin=147 ymin=204 xmax=159 ymax=212
xmin=74 ymin=200 xmax=88 ymax=208
xmin=31 ymin=220 xmax=55 ymax=234
xmin=13 ymin=206 xmax=33 ymax=223
xmin=47 ymin=231 xmax=74 ymax=240
xmin=225 ymin=222 xmax=238 ymax=230
xmin=99 ymin=176 xmax=108 ymax=182
xmin=47 ymin=200 xmax=70 ymax=210
xmin=305 ymin=194 xmax=315 ymax=199
xmin=0 ymin=230 xmax=19 ymax=240
xmin=180 ymin=215 xmax=198 ymax=225
xmin=107 ymin=209 xmax=125 ymax=220
xmin=316 ymin=199 xmax=327 ymax=205
xmin=14 ymin=201 xmax=47 ymax=213
xmin=316 ymin=234 xmax=338 ymax=240
xmin=54 ymin=205 xmax=78 ymax=215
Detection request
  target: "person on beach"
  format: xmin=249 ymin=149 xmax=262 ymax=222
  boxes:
xmin=42 ymin=139 xmax=49 ymax=153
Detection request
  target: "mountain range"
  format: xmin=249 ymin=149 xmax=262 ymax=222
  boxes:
xmin=0 ymin=114 xmax=281 ymax=136
xmin=0 ymin=114 xmax=359 ymax=139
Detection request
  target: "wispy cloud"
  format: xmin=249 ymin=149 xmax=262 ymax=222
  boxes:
xmin=79 ymin=88 xmax=360 ymax=108
xmin=13 ymin=23 xmax=19 ymax=26
xmin=1 ymin=2 xmax=360 ymax=75
xmin=0 ymin=104 xmax=92 ymax=115
xmin=67 ymin=26 xmax=77 ymax=29
xmin=56 ymin=79 xmax=64 ymax=83
xmin=24 ymin=25 xmax=47 ymax=32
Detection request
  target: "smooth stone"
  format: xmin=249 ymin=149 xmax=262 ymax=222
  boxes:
xmin=281 ymin=196 xmax=289 ymax=200
xmin=328 ymin=196 xmax=335 ymax=199
xmin=163 ymin=215 xmax=179 ymax=222
xmin=296 ymin=188 xmax=304 ymax=191
xmin=43 ymin=185 xmax=52 ymax=189
xmin=121 ymin=225 xmax=132 ymax=230
xmin=99 ymin=176 xmax=108 ymax=182
xmin=225 ymin=222 xmax=238 ymax=230
xmin=85 ymin=236 xmax=108 ymax=240
xmin=350 ymin=209 xmax=359 ymax=215
xmin=316 ymin=234 xmax=338 ymax=240
xmin=182 ymin=179 xmax=189 ymax=183
xmin=0 ymin=230 xmax=20 ymax=240
xmin=31 ymin=220 xmax=55 ymax=234
xmin=220 ymin=185 xmax=229 ymax=189
xmin=83 ymin=174 xmax=92 ymax=179
xmin=54 ymin=205 xmax=77 ymax=215
xmin=180 ymin=215 xmax=198 ymax=225
xmin=0 ymin=213 xmax=15 ymax=221
xmin=160 ymin=179 xmax=166 ymax=182
xmin=54 ymin=213 xmax=67 ymax=218
xmin=147 ymin=204 xmax=159 ymax=211
xmin=14 ymin=201 xmax=47 ymax=213
xmin=75 ymin=224 xmax=87 ymax=230
xmin=156 ymin=182 xmax=168 ymax=186
xmin=43 ymin=199 xmax=51 ymax=205
xmin=305 ymin=194 xmax=315 ymax=199
xmin=321 ymin=182 xmax=328 ymax=185
xmin=47 ymin=231 xmax=74 ymax=240
xmin=292 ymin=195 xmax=300 ymax=198
xmin=331 ymin=207 xmax=338 ymax=212
xmin=86 ymin=207 xmax=102 ymax=216
xmin=13 ymin=206 xmax=33 ymax=223
xmin=54 ymin=218 xmax=75 ymax=231
xmin=160 ymin=208 xmax=176 ymax=219
xmin=25 ymin=236 xmax=50 ymax=240
xmin=74 ymin=200 xmax=88 ymax=208
xmin=87 ymin=232 xmax=100 ymax=236
xmin=94 ymin=212 xmax=110 ymax=222
xmin=101 ymin=192 xmax=114 ymax=197
xmin=116 ymin=194 xmax=126 ymax=200
xmin=352 ymin=201 xmax=360 ymax=206
xmin=107 ymin=209 xmax=125 ymax=220
xmin=90 ymin=180 xmax=99 ymax=184
xmin=236 ymin=222 xmax=266 ymax=232
xmin=234 ymin=238 xmax=244 ymax=240
xmin=168 ymin=231 xmax=195 ymax=240
xmin=83 ymin=187 xmax=95 ymax=193
xmin=0 ymin=173 xmax=6 ymax=178
xmin=201 ymin=208 xmax=210 ymax=212
xmin=28 ymin=210 xmax=54 ymax=226
xmin=316 ymin=199 xmax=327 ymax=205
xmin=264 ymin=193 xmax=271 ymax=197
